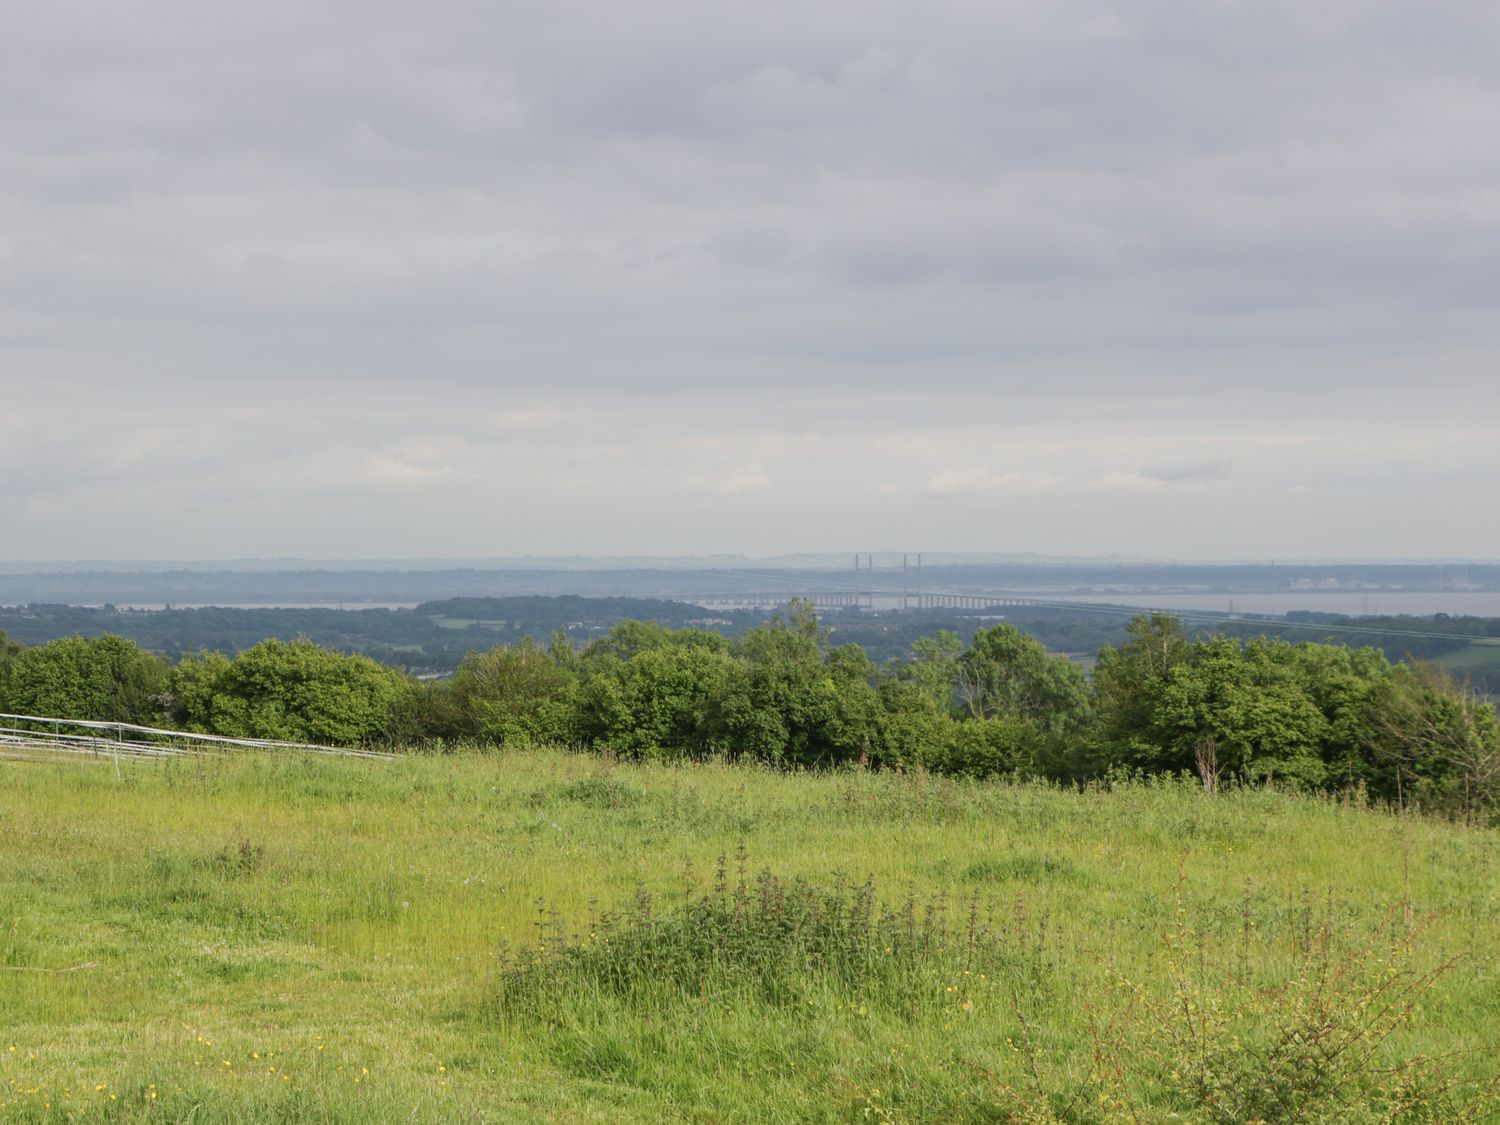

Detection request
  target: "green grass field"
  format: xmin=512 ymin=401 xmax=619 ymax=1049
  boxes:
xmin=1435 ymin=641 xmax=1500 ymax=671
xmin=429 ymin=617 xmax=525 ymax=632
xmin=3 ymin=750 xmax=1498 ymax=1123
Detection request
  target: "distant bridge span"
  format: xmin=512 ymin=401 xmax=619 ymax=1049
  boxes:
xmin=683 ymin=590 xmax=1083 ymax=611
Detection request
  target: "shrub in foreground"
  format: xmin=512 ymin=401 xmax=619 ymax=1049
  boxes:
xmin=490 ymin=855 xmax=1031 ymax=1019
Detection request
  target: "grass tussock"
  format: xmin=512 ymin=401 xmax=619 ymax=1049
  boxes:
xmin=493 ymin=853 xmax=1040 ymax=1019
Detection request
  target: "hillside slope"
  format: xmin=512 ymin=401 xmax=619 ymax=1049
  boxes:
xmin=3 ymin=750 xmax=1497 ymax=1122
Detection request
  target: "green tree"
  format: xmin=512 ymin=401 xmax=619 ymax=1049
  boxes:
xmin=821 ymin=643 xmax=884 ymax=761
xmin=1153 ymin=637 xmax=1330 ymax=787
xmin=584 ymin=620 xmax=728 ymax=665
xmin=452 ymin=637 xmax=576 ymax=747
xmin=170 ymin=638 xmax=410 ymax=746
xmin=956 ymin=624 xmax=1089 ymax=733
xmin=1089 ymin=613 xmax=1191 ymax=768
xmin=876 ymin=679 xmax=955 ymax=770
xmin=168 ymin=650 xmax=236 ymax=733
xmin=1287 ymin=642 xmax=1393 ymax=789
xmin=4 ymin=634 xmax=167 ymax=724
xmin=908 ymin=629 xmax=962 ymax=714
xmin=385 ymin=677 xmax=467 ymax=747
xmin=576 ymin=642 xmax=741 ymax=759
xmin=1367 ymin=661 xmax=1500 ymax=818
xmin=0 ymin=629 xmax=21 ymax=709
xmin=719 ymin=601 xmax=880 ymax=766
xmin=943 ymin=714 xmax=1038 ymax=777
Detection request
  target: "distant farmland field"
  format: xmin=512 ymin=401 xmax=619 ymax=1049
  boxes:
xmin=3 ymin=751 xmax=1498 ymax=1123
xmin=1436 ymin=639 xmax=1500 ymax=667
xmin=1435 ymin=641 xmax=1500 ymax=699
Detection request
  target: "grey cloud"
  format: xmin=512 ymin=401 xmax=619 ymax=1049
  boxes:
xmin=2 ymin=0 xmax=1499 ymax=558
xmin=1140 ymin=460 xmax=1235 ymax=484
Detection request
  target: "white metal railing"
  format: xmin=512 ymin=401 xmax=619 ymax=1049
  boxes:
xmin=0 ymin=713 xmax=394 ymax=761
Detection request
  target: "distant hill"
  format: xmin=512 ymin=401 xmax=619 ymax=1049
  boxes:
xmin=0 ymin=598 xmax=758 ymax=673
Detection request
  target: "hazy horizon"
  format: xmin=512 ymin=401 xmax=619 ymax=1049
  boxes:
xmin=6 ymin=1 xmax=1498 ymax=559
xmin=3 ymin=553 xmax=1500 ymax=575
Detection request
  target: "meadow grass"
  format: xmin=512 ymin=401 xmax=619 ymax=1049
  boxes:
xmin=2 ymin=749 xmax=1498 ymax=1122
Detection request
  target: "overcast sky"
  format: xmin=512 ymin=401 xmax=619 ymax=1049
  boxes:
xmin=3 ymin=0 xmax=1498 ymax=561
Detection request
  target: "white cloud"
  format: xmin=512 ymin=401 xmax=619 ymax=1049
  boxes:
xmin=924 ymin=468 xmax=1064 ymax=497
xmin=354 ymin=457 xmax=459 ymax=492
xmin=1081 ymin=471 xmax=1168 ymax=494
xmin=719 ymin=464 xmax=772 ymax=494
xmin=686 ymin=463 xmax=772 ymax=495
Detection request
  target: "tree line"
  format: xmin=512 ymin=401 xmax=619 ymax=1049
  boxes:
xmin=0 ymin=596 xmax=753 ymax=673
xmin=1 ymin=602 xmax=1495 ymax=819
xmin=10 ymin=598 xmax=1499 ymax=680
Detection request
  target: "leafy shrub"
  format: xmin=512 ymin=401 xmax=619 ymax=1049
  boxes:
xmin=169 ymin=638 xmax=409 ymax=745
xmin=875 ymin=699 xmax=955 ymax=769
xmin=451 ymin=637 xmax=576 ymax=746
xmin=945 ymin=714 xmax=1044 ymax=777
xmin=575 ymin=642 xmax=739 ymax=759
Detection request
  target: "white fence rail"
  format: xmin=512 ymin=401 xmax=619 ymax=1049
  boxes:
xmin=0 ymin=713 xmax=393 ymax=761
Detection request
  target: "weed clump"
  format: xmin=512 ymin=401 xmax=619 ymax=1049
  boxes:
xmin=212 ymin=837 xmax=265 ymax=877
xmin=491 ymin=849 xmax=1028 ymax=1018
xmin=962 ymin=853 xmax=1085 ymax=886
xmin=524 ymin=771 xmax=646 ymax=809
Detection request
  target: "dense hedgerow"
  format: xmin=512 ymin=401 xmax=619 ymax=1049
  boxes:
xmin=2 ymin=602 xmax=1497 ymax=819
